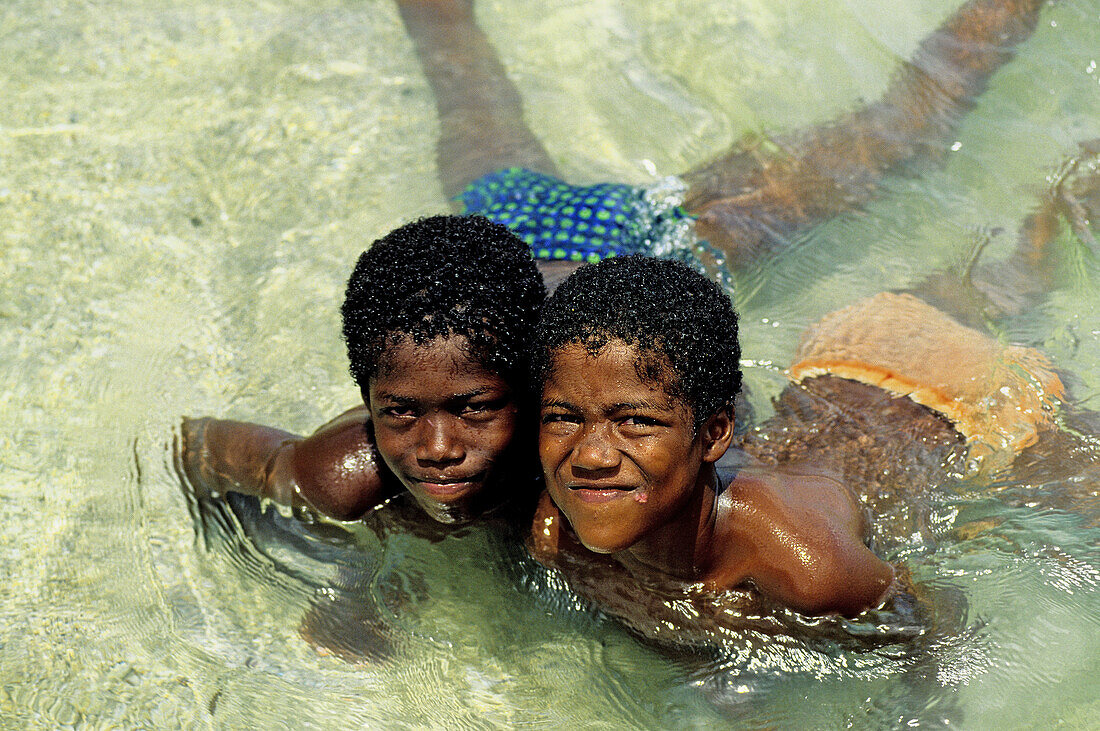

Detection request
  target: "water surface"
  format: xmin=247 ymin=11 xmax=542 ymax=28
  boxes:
xmin=1 ymin=0 xmax=1098 ymax=727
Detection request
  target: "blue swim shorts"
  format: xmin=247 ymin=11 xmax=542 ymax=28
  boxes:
xmin=458 ymin=167 xmax=701 ymax=264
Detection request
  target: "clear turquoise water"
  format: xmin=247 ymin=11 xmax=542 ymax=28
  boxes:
xmin=1 ymin=0 xmax=1098 ymax=727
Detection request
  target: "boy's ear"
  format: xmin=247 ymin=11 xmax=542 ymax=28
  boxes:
xmin=700 ymin=407 xmax=734 ymax=464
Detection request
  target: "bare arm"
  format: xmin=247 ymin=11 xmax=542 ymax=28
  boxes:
xmin=178 ymin=406 xmax=395 ymax=522
xmin=741 ymin=530 xmax=896 ymax=618
xmin=683 ymin=0 xmax=1052 ymax=267
xmin=709 ymin=472 xmax=896 ymax=617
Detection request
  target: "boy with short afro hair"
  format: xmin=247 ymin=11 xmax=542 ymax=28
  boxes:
xmin=527 ymin=253 xmax=1082 ymax=646
xmin=343 ymin=214 xmax=545 ymax=394
xmin=530 ymin=255 xmax=899 ymax=623
xmin=180 ymin=214 xmax=546 ymax=527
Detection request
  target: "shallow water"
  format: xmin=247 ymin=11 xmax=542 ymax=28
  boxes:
xmin=1 ymin=0 xmax=1099 ymax=727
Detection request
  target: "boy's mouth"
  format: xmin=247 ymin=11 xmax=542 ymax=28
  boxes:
xmin=412 ymin=471 xmax=487 ymax=498
xmin=564 ymin=482 xmax=638 ymax=503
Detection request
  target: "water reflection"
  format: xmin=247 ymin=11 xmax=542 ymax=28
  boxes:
xmin=3 ymin=0 xmax=1100 ymax=726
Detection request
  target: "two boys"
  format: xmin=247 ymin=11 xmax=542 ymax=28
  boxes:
xmin=183 ymin=200 xmax=1096 ymax=658
xmin=183 ymin=212 xmax=975 ymax=632
xmin=180 ymin=0 xmax=1084 ymax=648
xmin=180 ymin=216 xmax=901 ymax=624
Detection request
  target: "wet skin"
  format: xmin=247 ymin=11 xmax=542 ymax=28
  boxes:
xmin=177 ymin=333 xmax=525 ymax=527
xmin=538 ymin=341 xmax=732 ymax=575
xmin=177 ymin=332 xmax=526 ymax=663
xmin=535 ymin=339 xmax=895 ymax=617
xmin=367 ymin=335 xmax=520 ymax=524
xmin=399 ymin=0 xmax=1053 ymax=267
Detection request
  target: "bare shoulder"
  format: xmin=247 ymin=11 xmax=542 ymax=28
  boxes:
xmin=708 ymin=468 xmax=894 ymax=617
xmin=526 ymin=490 xmax=604 ymax=571
xmin=724 ymin=467 xmax=865 ymax=538
xmin=290 ymin=406 xmax=394 ymax=521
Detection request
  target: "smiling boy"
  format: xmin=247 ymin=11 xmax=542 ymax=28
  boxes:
xmin=528 ymin=256 xmax=897 ymax=619
xmin=524 ymin=249 xmax=1084 ymax=640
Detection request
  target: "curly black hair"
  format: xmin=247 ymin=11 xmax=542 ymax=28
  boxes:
xmin=342 ymin=215 xmax=546 ymax=392
xmin=532 ymin=256 xmax=741 ymax=427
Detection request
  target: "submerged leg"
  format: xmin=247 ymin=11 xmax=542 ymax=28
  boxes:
xmin=682 ymin=0 xmax=1052 ymax=267
xmin=906 ymin=140 xmax=1100 ymax=328
xmin=396 ymin=0 xmax=559 ymax=199
xmin=981 ymin=139 xmax=1100 ymax=306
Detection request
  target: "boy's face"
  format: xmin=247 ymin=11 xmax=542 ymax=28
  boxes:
xmin=366 ymin=334 xmax=519 ymax=524
xmin=539 ymin=339 xmax=728 ymax=554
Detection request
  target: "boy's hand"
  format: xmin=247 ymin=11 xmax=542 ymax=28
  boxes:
xmin=175 ymin=417 xmax=216 ymax=500
xmin=527 ymin=490 xmax=562 ymax=566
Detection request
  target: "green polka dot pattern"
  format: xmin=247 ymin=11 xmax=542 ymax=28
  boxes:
xmin=459 ymin=167 xmax=691 ymax=262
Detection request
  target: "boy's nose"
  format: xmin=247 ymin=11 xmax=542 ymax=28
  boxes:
xmin=570 ymin=425 xmax=620 ymax=472
xmin=416 ymin=417 xmax=464 ymax=465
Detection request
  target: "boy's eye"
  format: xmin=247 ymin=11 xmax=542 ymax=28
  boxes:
xmin=620 ymin=415 xmax=663 ymax=430
xmin=540 ymin=412 xmax=580 ymax=426
xmin=380 ymin=405 xmax=417 ymax=419
xmin=459 ymin=397 xmax=509 ymax=418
